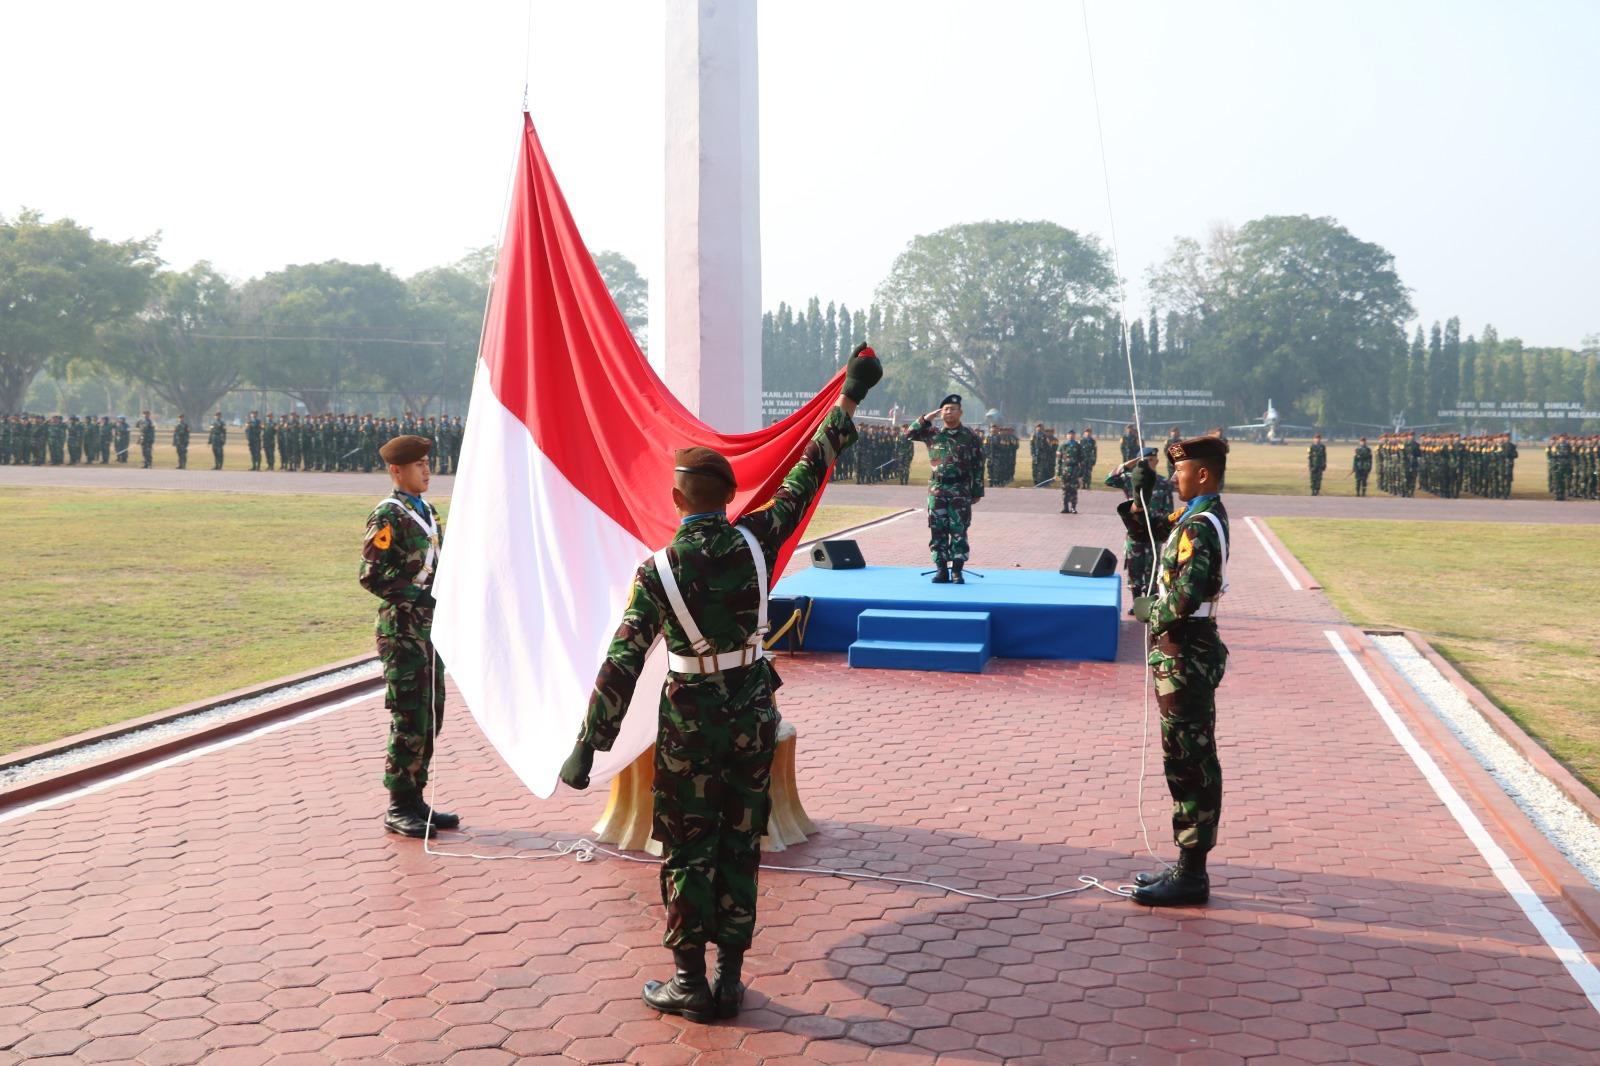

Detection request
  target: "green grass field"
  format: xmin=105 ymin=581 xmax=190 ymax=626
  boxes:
xmin=6 ymin=488 xmax=894 ymax=757
xmin=1272 ymin=518 xmax=1599 ymax=794
xmin=890 ymin=438 xmax=1552 ymax=499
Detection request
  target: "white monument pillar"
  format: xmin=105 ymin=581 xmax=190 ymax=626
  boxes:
xmin=663 ymin=0 xmax=762 ymax=431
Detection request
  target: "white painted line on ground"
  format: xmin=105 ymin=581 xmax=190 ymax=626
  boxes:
xmin=798 ymin=507 xmax=915 ymax=550
xmin=1244 ymin=516 xmax=1302 ymax=591
xmin=0 ymin=687 xmax=383 ymax=827
xmin=1325 ymin=630 xmax=1600 ymax=1012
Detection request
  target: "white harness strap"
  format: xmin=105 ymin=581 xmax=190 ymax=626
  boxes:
xmin=380 ymin=497 xmax=440 ymax=586
xmin=652 ymin=524 xmax=769 ymax=674
xmin=1157 ymin=509 xmax=1229 ymax=618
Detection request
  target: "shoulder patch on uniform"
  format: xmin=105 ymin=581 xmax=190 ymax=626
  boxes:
xmin=373 ymin=524 xmax=393 ymax=550
xmin=1177 ymin=529 xmax=1193 ymax=564
xmin=1168 ymin=507 xmax=1184 ymax=523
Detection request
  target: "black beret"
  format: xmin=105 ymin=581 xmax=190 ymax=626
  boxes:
xmin=673 ymin=446 xmax=736 ymax=490
xmin=379 ymin=434 xmax=431 ymax=464
xmin=940 ymin=394 xmax=962 ymax=408
xmin=1165 ymin=435 xmax=1230 ymax=466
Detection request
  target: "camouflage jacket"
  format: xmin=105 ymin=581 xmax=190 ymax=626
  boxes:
xmin=1307 ymin=443 xmax=1326 ymax=471
xmin=906 ymin=418 xmax=985 ymax=499
xmin=1120 ymin=494 xmax=1229 ymax=638
xmin=1105 ymin=466 xmax=1172 ymax=516
xmin=1352 ymin=445 xmax=1372 ymax=472
xmin=1056 ymin=440 xmax=1081 ymax=478
xmin=580 ymin=406 xmax=859 ymax=752
xmin=209 ymin=420 xmax=227 ymax=446
xmin=359 ymin=491 xmax=444 ymax=637
xmin=1120 ymin=432 xmax=1140 ymax=461
xmin=172 ymin=423 xmax=190 ymax=446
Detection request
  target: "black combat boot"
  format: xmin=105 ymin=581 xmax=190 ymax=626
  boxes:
xmin=932 ymin=564 xmax=950 ymax=584
xmin=383 ymin=789 xmax=432 ymax=838
xmin=951 ymin=561 xmax=965 ymax=584
xmin=411 ymin=797 xmax=460 ymax=830
xmin=643 ymin=947 xmax=715 ymax=1022
xmin=711 ymin=946 xmax=745 ymax=1020
xmin=1131 ymin=851 xmax=1209 ymax=907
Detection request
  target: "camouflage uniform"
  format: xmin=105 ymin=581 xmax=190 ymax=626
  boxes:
xmin=359 ymin=490 xmax=447 ymax=793
xmin=209 ymin=416 xmax=227 ymax=470
xmin=172 ymin=418 xmax=190 ymax=469
xmin=580 ymin=407 xmax=858 ymax=951
xmin=1105 ymin=464 xmax=1171 ymax=597
xmin=246 ymin=415 xmax=262 ymax=470
xmin=137 ymin=416 xmax=155 ymax=467
xmin=1079 ymin=430 xmax=1098 ymax=488
xmin=1121 ymin=493 xmax=1229 ymax=856
xmin=1056 ymin=437 xmax=1081 ymax=512
xmin=906 ymin=416 xmax=985 ymax=565
xmin=1307 ymin=441 xmax=1326 ymax=496
xmin=1351 ymin=443 xmax=1372 ymax=496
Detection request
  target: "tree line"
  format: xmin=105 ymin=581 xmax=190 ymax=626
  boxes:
xmin=6 ymin=207 xmax=1596 ymax=430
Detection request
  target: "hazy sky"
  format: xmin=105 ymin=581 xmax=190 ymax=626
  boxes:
xmin=5 ymin=0 xmax=1596 ymax=349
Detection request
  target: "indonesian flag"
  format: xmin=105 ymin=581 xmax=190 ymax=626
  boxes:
xmin=433 ymin=115 xmax=844 ymax=799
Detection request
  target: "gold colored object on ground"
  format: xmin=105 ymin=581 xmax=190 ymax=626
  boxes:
xmin=591 ymin=719 xmax=815 ymax=856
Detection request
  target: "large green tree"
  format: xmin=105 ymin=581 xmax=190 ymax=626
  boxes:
xmin=98 ymin=263 xmax=246 ymax=424
xmin=0 ymin=210 xmax=157 ymax=411
xmin=875 ymin=220 xmax=1115 ymax=421
xmin=1149 ymin=215 xmax=1413 ymax=423
xmin=398 ymin=263 xmax=488 ymax=414
xmin=239 ymin=261 xmax=411 ymax=414
xmin=592 ymin=250 xmax=647 ymax=351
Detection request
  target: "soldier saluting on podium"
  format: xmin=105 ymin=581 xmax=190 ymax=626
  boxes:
xmin=559 ymin=344 xmax=881 ymax=1023
xmin=906 ymin=394 xmax=985 ymax=584
xmin=1122 ymin=434 xmax=1231 ymax=907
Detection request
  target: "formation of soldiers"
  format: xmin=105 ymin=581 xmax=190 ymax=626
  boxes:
xmin=1029 ymin=424 xmax=1101 ymax=489
xmin=1373 ymin=431 xmax=1520 ymax=499
xmin=1 ymin=410 xmax=465 ymax=475
xmin=983 ymin=425 xmax=1021 ymax=487
xmin=0 ymin=414 xmax=130 ymax=465
xmin=1547 ymin=434 xmax=1600 ymax=501
xmin=833 ymin=422 xmax=912 ymax=484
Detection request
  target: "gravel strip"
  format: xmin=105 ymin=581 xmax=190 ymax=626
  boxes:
xmin=0 ymin=661 xmax=381 ymax=791
xmin=1372 ymin=634 xmax=1600 ymax=890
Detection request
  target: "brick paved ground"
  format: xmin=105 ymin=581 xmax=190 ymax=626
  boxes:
xmin=4 ymin=498 xmax=1600 ymax=1064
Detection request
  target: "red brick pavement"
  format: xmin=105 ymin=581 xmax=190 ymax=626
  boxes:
xmin=4 ymin=502 xmax=1599 ymax=1065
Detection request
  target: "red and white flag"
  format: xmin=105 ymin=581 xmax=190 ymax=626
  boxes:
xmin=433 ymin=115 xmax=843 ymax=799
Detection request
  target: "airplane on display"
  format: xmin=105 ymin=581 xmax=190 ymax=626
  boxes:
xmin=1228 ymin=399 xmax=1317 ymax=443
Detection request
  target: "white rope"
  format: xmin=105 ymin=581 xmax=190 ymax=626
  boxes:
xmin=1079 ymin=0 xmax=1170 ymax=875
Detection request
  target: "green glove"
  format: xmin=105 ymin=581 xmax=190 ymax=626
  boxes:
xmin=1127 ymin=462 xmax=1152 ymax=498
xmin=559 ymin=740 xmax=595 ymax=790
xmin=841 ymin=342 xmax=882 ymax=403
xmin=1132 ymin=596 xmax=1155 ymax=623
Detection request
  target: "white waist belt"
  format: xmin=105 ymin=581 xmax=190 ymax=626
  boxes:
xmin=1188 ymin=603 xmax=1217 ymax=619
xmin=666 ymin=643 xmax=766 ymax=674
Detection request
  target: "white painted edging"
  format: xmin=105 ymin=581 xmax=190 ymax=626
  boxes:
xmin=0 ymin=688 xmax=383 ymax=827
xmin=1325 ymin=630 xmax=1600 ymax=1012
xmin=1244 ymin=516 xmax=1302 ymax=591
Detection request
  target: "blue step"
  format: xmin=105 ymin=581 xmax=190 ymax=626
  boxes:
xmin=856 ymin=609 xmax=991 ymax=644
xmin=847 ymin=638 xmax=991 ymax=673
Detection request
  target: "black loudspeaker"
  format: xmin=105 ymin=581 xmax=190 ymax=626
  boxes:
xmin=811 ymin=539 xmax=865 ymax=570
xmin=1060 ymin=545 xmax=1117 ymax=578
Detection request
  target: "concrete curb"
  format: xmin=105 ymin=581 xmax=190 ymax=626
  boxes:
xmin=1397 ymin=630 xmax=1600 ymax=828
xmin=0 ymin=658 xmax=381 ymax=811
xmin=1350 ymin=627 xmax=1600 ymax=943
xmin=1253 ymin=516 xmax=1322 ymax=589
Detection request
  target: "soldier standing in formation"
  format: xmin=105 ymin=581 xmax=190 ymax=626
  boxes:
xmin=559 ymin=344 xmax=880 ymax=1023
xmin=907 ymin=394 xmax=986 ymax=584
xmin=113 ymin=416 xmax=130 ymax=463
xmin=1307 ymin=433 xmax=1327 ymax=495
xmin=1056 ymin=428 xmax=1082 ymax=513
xmin=66 ymin=415 xmax=84 ymax=465
xmin=1351 ymin=437 xmax=1372 ymax=496
xmin=137 ymin=411 xmax=155 ymax=467
xmin=263 ymin=413 xmax=278 ymax=470
xmin=1080 ymin=427 xmax=1099 ymax=488
xmin=172 ymin=415 xmax=190 ymax=469
xmin=1120 ymin=423 xmax=1140 ymax=463
xmin=360 ymin=434 xmax=458 ymax=840
xmin=98 ymin=416 xmax=113 ymax=462
xmin=82 ymin=415 xmax=99 ymax=464
xmin=246 ymin=411 xmax=263 ymax=470
xmin=47 ymin=415 xmax=66 ymax=465
xmin=1106 ymin=449 xmax=1171 ymax=603
xmin=208 ymin=412 xmax=227 ymax=470
xmin=1125 ymin=435 xmax=1231 ymax=907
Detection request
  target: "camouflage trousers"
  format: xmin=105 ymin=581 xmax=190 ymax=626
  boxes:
xmin=1060 ymin=480 xmax=1078 ymax=511
xmin=212 ymin=444 xmax=224 ymax=470
xmin=1309 ymin=469 xmax=1323 ymax=495
xmin=1354 ymin=470 xmax=1369 ymax=496
xmin=653 ymin=666 xmax=780 ymax=950
xmin=140 ymin=443 xmax=152 ymax=468
xmin=1123 ymin=537 xmax=1154 ymax=597
xmin=925 ymin=489 xmax=973 ymax=565
xmin=378 ymin=629 xmax=446 ymax=794
xmin=1150 ymin=626 xmax=1227 ymax=854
